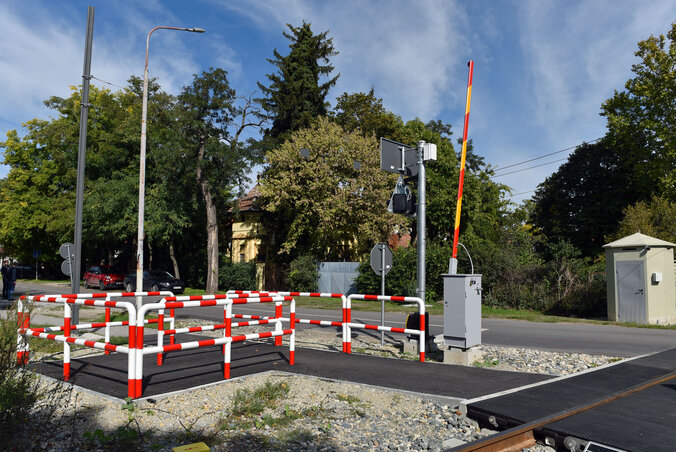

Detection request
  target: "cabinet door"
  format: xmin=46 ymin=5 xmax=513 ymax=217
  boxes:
xmin=616 ymin=260 xmax=646 ymax=323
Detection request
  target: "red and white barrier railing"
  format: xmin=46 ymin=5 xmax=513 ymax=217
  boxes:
xmin=18 ymin=294 xmax=139 ymax=397
xmin=17 ymin=291 xmax=296 ymax=399
xmin=228 ymin=290 xmax=348 ymax=351
xmin=41 ymin=291 xmax=174 ymax=354
xmin=17 ymin=289 xmax=427 ymax=400
xmin=138 ymin=294 xmax=295 ymax=397
xmin=346 ymin=294 xmax=426 ymax=362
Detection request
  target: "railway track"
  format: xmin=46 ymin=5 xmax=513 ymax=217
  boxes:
xmin=449 ymin=370 xmax=676 ymax=452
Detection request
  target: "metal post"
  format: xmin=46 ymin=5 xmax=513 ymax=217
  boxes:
xmin=74 ymin=6 xmax=95 ymax=328
xmin=136 ymin=26 xmax=205 ymax=312
xmin=416 ymin=141 xmax=426 ymax=302
xmin=380 ymin=243 xmax=385 ymax=346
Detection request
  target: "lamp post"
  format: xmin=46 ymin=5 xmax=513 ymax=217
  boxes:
xmin=137 ymin=26 xmax=205 ymax=310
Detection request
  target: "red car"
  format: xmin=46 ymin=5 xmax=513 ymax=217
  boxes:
xmin=83 ymin=265 xmax=125 ymax=290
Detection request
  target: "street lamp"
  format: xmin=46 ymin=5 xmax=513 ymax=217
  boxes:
xmin=137 ymin=26 xmax=205 ymax=309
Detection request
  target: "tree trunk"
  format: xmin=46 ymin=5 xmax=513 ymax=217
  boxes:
xmin=148 ymin=240 xmax=153 ymax=270
xmin=169 ymin=240 xmax=180 ymax=279
xmin=196 ymin=139 xmax=219 ymax=293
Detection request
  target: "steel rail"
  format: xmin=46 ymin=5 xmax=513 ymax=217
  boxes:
xmin=447 ymin=369 xmax=676 ymax=452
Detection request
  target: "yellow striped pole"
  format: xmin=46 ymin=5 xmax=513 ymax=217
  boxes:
xmin=452 ymin=60 xmax=474 ymax=261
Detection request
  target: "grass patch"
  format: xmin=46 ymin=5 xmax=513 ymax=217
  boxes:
xmin=219 ymin=379 xmax=328 ymax=432
xmin=293 ymin=296 xmax=444 ymax=315
xmin=231 ymin=380 xmax=290 ymax=417
xmin=93 ymin=312 xmax=159 ymax=327
xmin=473 ymin=357 xmax=499 ymax=368
xmin=336 ymin=393 xmax=361 ymax=404
xmin=17 ymin=279 xmax=69 ymax=284
xmin=481 ymin=306 xmax=676 ymax=329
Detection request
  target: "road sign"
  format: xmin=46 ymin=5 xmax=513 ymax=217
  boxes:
xmin=370 ymin=243 xmax=393 ymax=276
xmin=61 ymin=259 xmax=74 ymax=276
xmin=60 ymin=242 xmax=75 ymax=276
xmin=59 ymin=242 xmax=74 ymax=259
xmin=380 ymin=138 xmax=418 ymax=177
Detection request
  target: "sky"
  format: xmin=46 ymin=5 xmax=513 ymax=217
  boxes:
xmin=1 ymin=0 xmax=674 ymax=205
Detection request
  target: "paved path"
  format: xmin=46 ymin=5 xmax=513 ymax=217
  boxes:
xmin=31 ymin=336 xmax=551 ymax=401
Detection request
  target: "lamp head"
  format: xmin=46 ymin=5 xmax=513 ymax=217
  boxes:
xmin=187 ymin=28 xmax=206 ymax=33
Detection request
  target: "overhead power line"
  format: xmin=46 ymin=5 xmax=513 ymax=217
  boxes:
xmin=506 ymin=190 xmax=535 ymax=197
xmin=492 ymin=137 xmax=603 ymax=173
xmin=91 ymin=75 xmax=139 ymax=95
xmin=491 ymin=157 xmax=569 ymax=178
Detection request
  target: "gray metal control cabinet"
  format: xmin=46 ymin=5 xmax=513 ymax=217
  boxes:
xmin=442 ymin=274 xmax=482 ymax=348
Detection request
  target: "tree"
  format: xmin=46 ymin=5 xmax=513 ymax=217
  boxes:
xmin=530 ymin=139 xmax=648 ymax=256
xmin=613 ymin=195 xmax=676 ymax=244
xmin=330 ymin=89 xmax=404 ymax=140
xmin=0 ymin=84 xmax=144 ymax=268
xmin=258 ymin=116 xmax=398 ymax=261
xmin=601 ymin=22 xmax=676 ymax=198
xmin=531 ymin=24 xmax=675 ymax=257
xmin=177 ymin=68 xmax=260 ymax=293
xmin=257 ymin=22 xmax=339 ymax=146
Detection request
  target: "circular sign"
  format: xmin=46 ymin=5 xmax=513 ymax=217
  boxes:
xmin=61 ymin=259 xmax=73 ymax=276
xmin=59 ymin=242 xmax=74 ymax=259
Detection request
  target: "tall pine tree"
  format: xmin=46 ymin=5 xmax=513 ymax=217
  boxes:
xmin=257 ymin=22 xmax=339 ymax=147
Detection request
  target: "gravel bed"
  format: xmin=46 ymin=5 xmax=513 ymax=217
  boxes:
xmin=16 ymin=316 xmax=623 ymax=451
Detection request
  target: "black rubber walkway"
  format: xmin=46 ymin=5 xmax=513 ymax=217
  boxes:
xmin=31 ymin=336 xmax=550 ymax=401
xmin=465 ymin=347 xmax=676 ymax=452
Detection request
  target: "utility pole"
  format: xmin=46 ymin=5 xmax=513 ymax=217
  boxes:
xmin=73 ymin=6 xmax=95 ymax=327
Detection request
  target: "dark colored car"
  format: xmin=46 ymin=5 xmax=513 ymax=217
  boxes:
xmin=83 ymin=265 xmax=125 ymax=290
xmin=123 ymin=269 xmax=185 ymax=294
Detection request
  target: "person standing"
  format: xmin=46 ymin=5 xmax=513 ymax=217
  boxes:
xmin=1 ymin=260 xmax=8 ymax=300
xmin=7 ymin=261 xmax=17 ymax=301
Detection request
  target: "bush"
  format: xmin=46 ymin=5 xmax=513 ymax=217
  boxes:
xmin=285 ymin=255 xmax=318 ymax=292
xmin=355 ymin=240 xmax=457 ymax=303
xmin=220 ymin=261 xmax=258 ymax=291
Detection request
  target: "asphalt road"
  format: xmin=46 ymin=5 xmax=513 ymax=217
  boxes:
xmin=15 ymin=281 xmax=676 ymax=357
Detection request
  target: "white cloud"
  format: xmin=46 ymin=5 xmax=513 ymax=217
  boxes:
xmin=214 ymin=0 xmax=470 ymax=120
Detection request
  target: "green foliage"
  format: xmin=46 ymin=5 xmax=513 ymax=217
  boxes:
xmin=330 ymin=89 xmax=405 ymax=140
xmin=601 ymin=22 xmax=676 ymax=198
xmin=533 ymin=23 xmax=676 ymax=258
xmin=479 ymin=212 xmax=607 ymax=317
xmin=229 ymin=380 xmax=290 ymax=418
xmin=0 ymin=317 xmax=39 ymax=442
xmin=257 ymin=21 xmax=339 ymax=145
xmin=355 ymin=241 xmax=452 ymax=303
xmin=531 ymin=138 xmax=651 ymax=257
xmin=285 ymin=255 xmax=319 ymax=292
xmin=219 ymin=260 xmax=257 ymax=291
xmin=259 ymin=117 xmax=398 ymax=260
xmin=613 ymin=195 xmax=676 ymax=243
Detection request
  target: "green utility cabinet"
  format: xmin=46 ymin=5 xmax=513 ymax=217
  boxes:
xmin=604 ymin=233 xmax=676 ymax=325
